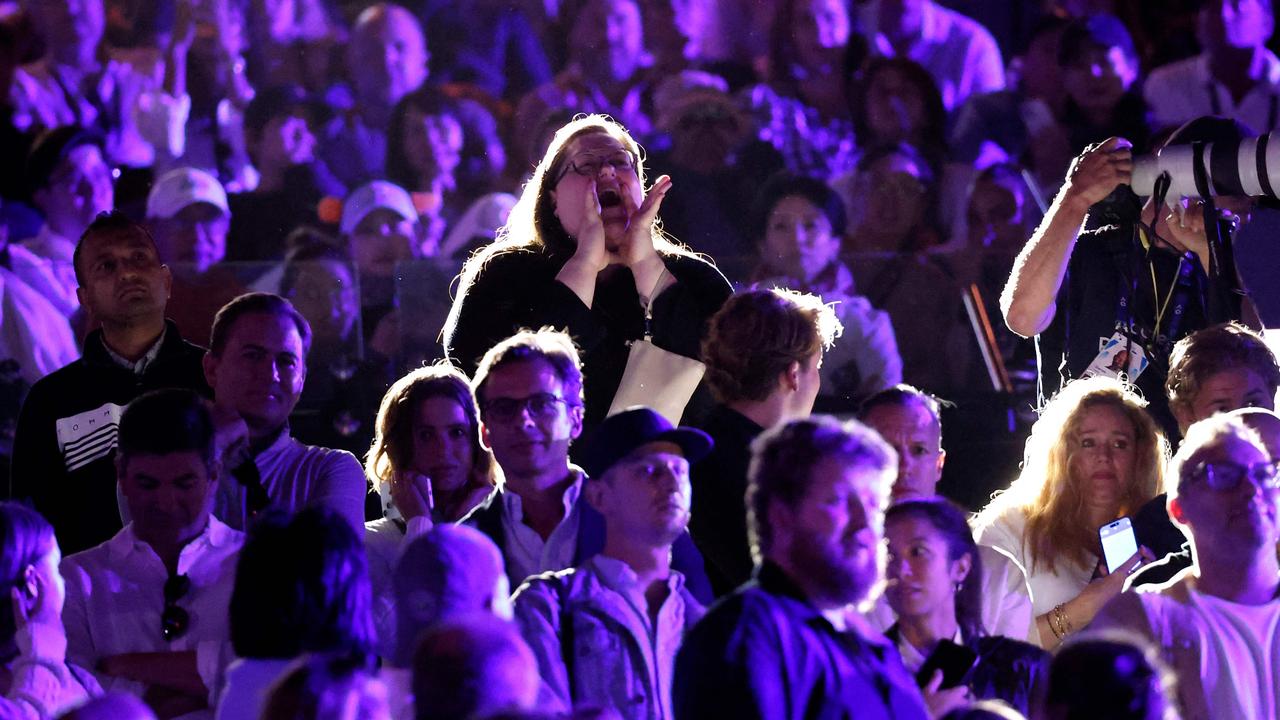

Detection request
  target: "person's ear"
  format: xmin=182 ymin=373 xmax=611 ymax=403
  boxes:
xmin=583 ymin=479 xmax=608 ymax=513
xmin=1171 ymin=401 xmax=1195 ymax=436
xmin=1168 ymin=495 xmax=1188 ymax=526
xmin=781 ymin=360 xmax=801 ymax=393
xmin=479 ymin=421 xmax=494 ymax=451
xmin=936 ymin=448 xmax=947 ymax=476
xmin=21 ymin=565 xmax=37 ymax=602
xmin=569 ymin=402 xmax=584 ymax=441
xmin=951 ymin=551 xmax=973 ymax=585
xmin=202 ymin=352 xmax=218 ymax=390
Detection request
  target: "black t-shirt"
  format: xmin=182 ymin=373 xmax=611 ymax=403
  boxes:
xmin=1036 ymin=222 xmax=1214 ymax=436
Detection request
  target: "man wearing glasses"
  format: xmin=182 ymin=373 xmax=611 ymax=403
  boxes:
xmin=462 ymin=329 xmax=711 ymax=601
xmin=1091 ymin=410 xmax=1280 ymax=719
xmin=61 ymin=389 xmax=242 ymax=719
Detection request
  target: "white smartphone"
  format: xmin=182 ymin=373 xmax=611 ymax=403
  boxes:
xmin=1099 ymin=517 xmax=1138 ymax=574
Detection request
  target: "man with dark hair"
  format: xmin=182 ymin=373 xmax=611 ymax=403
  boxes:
xmin=858 ymin=384 xmax=1035 ymax=641
xmin=462 ymin=329 xmax=712 ymax=602
xmin=203 ymin=292 xmax=366 ymax=532
xmin=673 ymin=415 xmax=930 ymax=719
xmin=691 ymin=287 xmax=840 ymax=594
xmin=61 ymin=388 xmax=242 ymax=718
xmin=11 ymin=211 xmax=209 ymax=554
xmin=1003 ymin=116 xmax=1258 ymax=436
xmin=1129 ymin=321 xmax=1280 ymax=585
xmin=512 ymin=407 xmax=712 ymax=717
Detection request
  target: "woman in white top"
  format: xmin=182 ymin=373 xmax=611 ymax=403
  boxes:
xmin=974 ymin=376 xmax=1165 ymax=648
xmin=363 ymin=364 xmax=498 ymax=657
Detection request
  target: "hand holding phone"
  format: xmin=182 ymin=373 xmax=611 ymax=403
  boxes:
xmin=915 ymin=639 xmax=978 ymax=690
xmin=1099 ymin=517 xmax=1139 ymax=574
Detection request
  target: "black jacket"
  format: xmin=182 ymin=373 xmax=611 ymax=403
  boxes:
xmin=884 ymin=624 xmax=1049 ymax=718
xmin=688 ymin=404 xmax=762 ymax=596
xmin=9 ymin=321 xmax=210 ymax=553
xmin=443 ymin=247 xmax=732 ymax=433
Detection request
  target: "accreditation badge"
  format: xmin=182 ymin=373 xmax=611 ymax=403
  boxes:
xmin=1082 ymin=331 xmax=1150 ymax=382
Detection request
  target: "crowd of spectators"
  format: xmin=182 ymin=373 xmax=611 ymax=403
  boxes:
xmin=4 ymin=0 xmax=1280 ymax=718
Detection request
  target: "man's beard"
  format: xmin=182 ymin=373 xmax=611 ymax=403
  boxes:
xmin=788 ymin=527 xmax=880 ymax=607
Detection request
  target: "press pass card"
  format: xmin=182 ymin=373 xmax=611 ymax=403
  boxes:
xmin=1082 ymin=332 xmax=1149 ymax=381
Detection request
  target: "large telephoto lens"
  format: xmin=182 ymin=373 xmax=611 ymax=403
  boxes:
xmin=1132 ymin=132 xmax=1280 ymax=202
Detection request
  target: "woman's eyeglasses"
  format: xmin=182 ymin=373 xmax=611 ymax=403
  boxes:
xmin=552 ymin=150 xmax=637 ymax=184
xmin=162 ymin=573 xmax=191 ymax=642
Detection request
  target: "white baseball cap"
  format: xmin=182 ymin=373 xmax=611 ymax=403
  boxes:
xmin=146 ymin=167 xmax=229 ymax=219
xmin=340 ymin=180 xmax=418 ymax=235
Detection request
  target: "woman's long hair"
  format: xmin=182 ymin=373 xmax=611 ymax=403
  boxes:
xmin=444 ymin=114 xmax=695 ymax=338
xmin=974 ymin=376 xmax=1167 ymax=574
xmin=0 ymin=503 xmax=55 ymax=661
xmin=364 ymin=362 xmax=497 ymax=514
xmin=886 ymin=498 xmax=986 ymax=640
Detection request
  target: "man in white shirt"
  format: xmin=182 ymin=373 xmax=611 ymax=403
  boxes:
xmin=1145 ymin=0 xmax=1280 ymax=133
xmin=512 ymin=407 xmax=712 ymax=719
xmin=203 ymin=292 xmax=367 ymax=532
xmin=61 ymin=388 xmax=243 ymax=719
xmin=461 ymin=330 xmax=712 ymax=601
xmin=1091 ymin=410 xmax=1280 ymax=719
xmin=857 ymin=0 xmax=1005 ymax=111
xmin=858 ymin=385 xmax=1035 ymax=641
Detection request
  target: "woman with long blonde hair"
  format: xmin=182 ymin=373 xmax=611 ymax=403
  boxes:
xmin=442 ymin=113 xmax=731 ymax=430
xmin=974 ymin=375 xmax=1167 ymax=648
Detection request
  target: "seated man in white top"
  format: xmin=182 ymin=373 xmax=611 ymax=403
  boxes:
xmin=203 ymin=292 xmax=366 ymax=532
xmin=461 ymin=330 xmax=712 ymax=602
xmin=62 ymin=389 xmax=243 ymax=719
xmin=1145 ymin=0 xmax=1280 ymax=133
xmin=859 ymin=384 xmax=1035 ymax=641
xmin=856 ymin=0 xmax=1005 ymax=111
xmin=1091 ymin=410 xmax=1280 ymax=719
xmin=512 ymin=407 xmax=712 ymax=718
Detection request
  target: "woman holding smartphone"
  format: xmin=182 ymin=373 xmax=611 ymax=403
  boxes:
xmin=974 ymin=376 xmax=1163 ymax=648
xmin=884 ymin=498 xmax=1048 ymax=717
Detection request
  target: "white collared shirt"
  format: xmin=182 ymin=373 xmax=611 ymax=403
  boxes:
xmin=500 ymin=472 xmax=583 ymax=587
xmin=895 ymin=628 xmax=964 ymax=673
xmin=60 ymin=516 xmax=245 ymax=719
xmin=102 ymin=325 xmax=168 ymax=376
xmin=1146 ymin=51 xmax=1280 ymax=133
xmin=858 ymin=0 xmax=1006 ymax=111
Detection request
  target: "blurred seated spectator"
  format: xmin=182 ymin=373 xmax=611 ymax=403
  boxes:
xmin=0 ymin=221 xmax=78 ymax=385
xmin=1091 ymin=411 xmax=1280 ymax=718
xmin=59 ymin=691 xmax=157 ymax=720
xmin=382 ymin=525 xmax=510 ymax=717
xmin=1036 ymin=631 xmax=1175 ymax=720
xmin=645 ymin=73 xmax=777 ymax=271
xmin=1146 ymin=0 xmax=1280 ymax=134
xmin=385 ymin=89 xmax=466 ymax=251
xmin=750 ymin=173 xmax=902 ymax=410
xmin=11 ymin=211 xmax=210 ymax=555
xmin=949 ymin=16 xmax=1070 ymax=188
xmin=0 ymin=502 xmax=100 ymax=718
xmin=418 ymin=0 xmax=552 ymax=99
xmin=321 ymin=3 xmax=429 ymax=189
xmin=843 ymin=142 xmax=941 ymax=254
xmin=146 ymin=167 xmax=246 ymax=345
xmin=743 ymin=0 xmax=862 ymax=179
xmin=513 ymin=0 xmax=654 ymax=167
xmin=242 ymin=0 xmax=348 ymax=98
xmin=881 ymin=498 xmax=1048 ymax=717
xmin=21 ymin=127 xmax=115 ymax=318
xmin=973 ymin=377 xmax=1165 ymax=648
xmin=1055 ymin=15 xmax=1151 ymax=159
xmin=10 ymin=0 xmax=187 ymax=168
xmin=204 ymin=293 xmax=367 ymax=532
xmin=338 ymin=180 xmax=426 ymax=359
xmin=411 ymin=614 xmax=540 ymax=720
xmin=859 ymin=386 xmax=1035 ymax=642
xmin=511 ymin=407 xmax=711 ymax=716
xmin=851 ymin=57 xmax=948 ymax=172
xmin=62 ymin=389 xmax=240 ymax=719
xmin=692 ymin=288 xmax=839 ymax=594
xmin=260 ymin=652 xmax=390 ymax=720
xmin=855 ymin=0 xmax=1005 ymax=111
xmin=226 ymin=85 xmax=344 ymax=264
xmin=216 ymin=507 xmax=377 ymax=720
xmin=281 ymin=239 xmax=389 ymax=456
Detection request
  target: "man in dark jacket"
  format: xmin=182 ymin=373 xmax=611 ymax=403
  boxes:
xmin=673 ymin=416 xmax=931 ymax=720
xmin=10 ymin=211 xmax=209 ymax=553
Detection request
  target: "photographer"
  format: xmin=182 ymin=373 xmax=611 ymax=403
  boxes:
xmin=1001 ymin=116 xmax=1258 ymax=434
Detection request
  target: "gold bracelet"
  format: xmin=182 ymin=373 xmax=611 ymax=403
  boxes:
xmin=1048 ymin=607 xmax=1064 ymax=640
xmin=1053 ymin=604 xmax=1072 ymax=639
